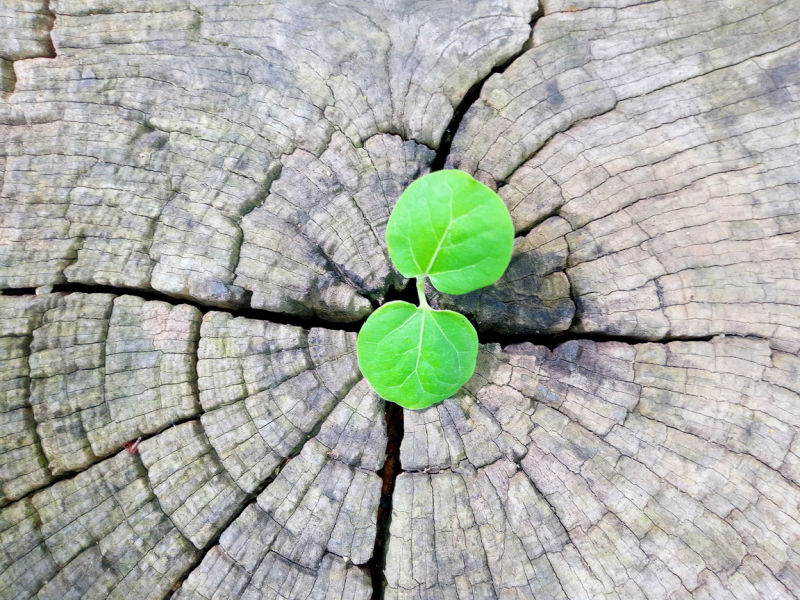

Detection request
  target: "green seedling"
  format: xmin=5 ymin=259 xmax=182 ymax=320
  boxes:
xmin=357 ymin=169 xmax=514 ymax=409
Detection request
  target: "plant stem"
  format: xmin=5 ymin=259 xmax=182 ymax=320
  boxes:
xmin=416 ymin=277 xmax=429 ymax=309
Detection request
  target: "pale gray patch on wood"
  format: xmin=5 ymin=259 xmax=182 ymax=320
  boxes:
xmin=173 ymin=346 xmax=386 ymax=597
xmin=199 ymin=313 xmax=362 ymax=493
xmin=196 ymin=0 xmax=538 ymax=147
xmin=558 ymin=45 xmax=800 ymax=345
xmin=174 ymin=550 xmax=369 ymax=600
xmin=25 ymin=293 xmax=202 ymax=476
xmin=0 ymin=497 xmax=58 ymax=599
xmin=0 ymin=1 xmax=54 ymax=61
xmin=393 ymin=340 xmax=800 ymax=598
xmin=307 ymin=327 xmax=361 ymax=398
xmin=508 ymin=340 xmax=640 ymax=436
xmin=400 ymin=384 xmax=530 ymax=473
xmin=138 ymin=420 xmax=248 ymax=550
xmin=0 ymin=450 xmax=197 ymax=599
xmin=0 ymin=295 xmax=58 ymax=505
xmin=251 ymin=438 xmax=380 ymax=568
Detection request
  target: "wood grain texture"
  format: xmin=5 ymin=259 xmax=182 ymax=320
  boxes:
xmin=0 ymin=450 xmax=198 ymax=600
xmin=0 ymin=0 xmax=535 ymax=316
xmin=0 ymin=294 xmax=58 ymax=505
xmin=0 ymin=295 xmax=388 ymax=598
xmin=0 ymin=0 xmax=55 ymax=94
xmin=388 ymin=340 xmax=800 ymax=599
xmin=447 ymin=0 xmax=800 ymax=342
xmin=174 ymin=386 xmax=386 ymax=599
xmin=26 ymin=292 xmax=201 ymax=476
xmin=198 ymin=312 xmax=370 ymax=493
xmin=1 ymin=0 xmax=799 ymax=598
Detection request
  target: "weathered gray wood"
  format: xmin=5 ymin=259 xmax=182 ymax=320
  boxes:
xmin=0 ymin=450 xmax=198 ymax=600
xmin=387 ymin=339 xmax=800 ymax=599
xmin=448 ymin=0 xmax=800 ymax=344
xmin=0 ymin=0 xmax=55 ymax=94
xmin=198 ymin=312 xmax=365 ymax=493
xmin=174 ymin=382 xmax=386 ymax=599
xmin=449 ymin=0 xmax=799 ymax=185
xmin=138 ymin=420 xmax=248 ymax=550
xmin=0 ymin=300 xmax=387 ymax=599
xmin=0 ymin=0 xmax=536 ymax=317
xmin=176 ymin=548 xmax=371 ymax=600
xmin=99 ymin=295 xmax=201 ymax=452
xmin=505 ymin=43 xmax=800 ymax=345
xmin=235 ymin=133 xmax=434 ymax=320
xmin=0 ymin=294 xmax=57 ymax=505
xmin=1 ymin=0 xmax=799 ymax=598
xmin=25 ymin=293 xmax=201 ymax=475
xmin=28 ymin=292 xmax=115 ymax=474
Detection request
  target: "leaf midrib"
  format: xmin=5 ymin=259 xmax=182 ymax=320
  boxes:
xmin=422 ymin=181 xmax=454 ymax=275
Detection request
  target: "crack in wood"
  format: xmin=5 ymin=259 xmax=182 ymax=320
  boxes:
xmin=430 ymin=5 xmax=544 ymax=172
xmin=0 ymin=0 xmax=57 ymax=95
xmin=369 ymin=401 xmax=404 ymax=600
xmin=5 ymin=415 xmax=201 ymax=508
xmin=1 ymin=283 xmax=725 ymax=351
xmin=0 ymin=283 xmax=362 ymax=332
xmin=478 ymin=323 xmax=717 ymax=350
xmin=163 ymin=454 xmax=292 ymax=599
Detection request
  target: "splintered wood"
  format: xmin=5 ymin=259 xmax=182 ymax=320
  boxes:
xmin=1 ymin=0 xmax=798 ymax=598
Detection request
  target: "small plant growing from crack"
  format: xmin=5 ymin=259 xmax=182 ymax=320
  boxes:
xmin=357 ymin=170 xmax=513 ymax=409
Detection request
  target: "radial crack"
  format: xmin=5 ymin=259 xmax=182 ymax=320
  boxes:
xmin=430 ymin=5 xmax=544 ymax=171
xmin=369 ymin=401 xmax=404 ymax=599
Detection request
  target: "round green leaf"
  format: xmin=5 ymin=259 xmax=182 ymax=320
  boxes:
xmin=357 ymin=301 xmax=478 ymax=409
xmin=385 ymin=170 xmax=514 ymax=295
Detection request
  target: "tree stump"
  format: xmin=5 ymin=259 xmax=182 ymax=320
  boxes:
xmin=1 ymin=1 xmax=799 ymax=599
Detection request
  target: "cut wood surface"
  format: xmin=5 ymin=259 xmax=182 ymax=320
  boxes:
xmin=1 ymin=0 xmax=799 ymax=599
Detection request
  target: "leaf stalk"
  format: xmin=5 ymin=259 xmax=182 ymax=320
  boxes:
xmin=416 ymin=277 xmax=429 ymax=309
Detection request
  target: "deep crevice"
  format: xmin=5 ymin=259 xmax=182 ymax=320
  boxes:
xmin=369 ymin=401 xmax=404 ymax=600
xmin=481 ymin=328 xmax=717 ymax=351
xmin=2 ymin=284 xmax=727 ymax=351
xmin=380 ymin=280 xmax=418 ymax=305
xmin=1 ymin=287 xmax=39 ymax=295
xmin=42 ymin=0 xmax=58 ymax=59
xmin=1 ymin=283 xmax=364 ymax=333
xmin=430 ymin=6 xmax=543 ymax=172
